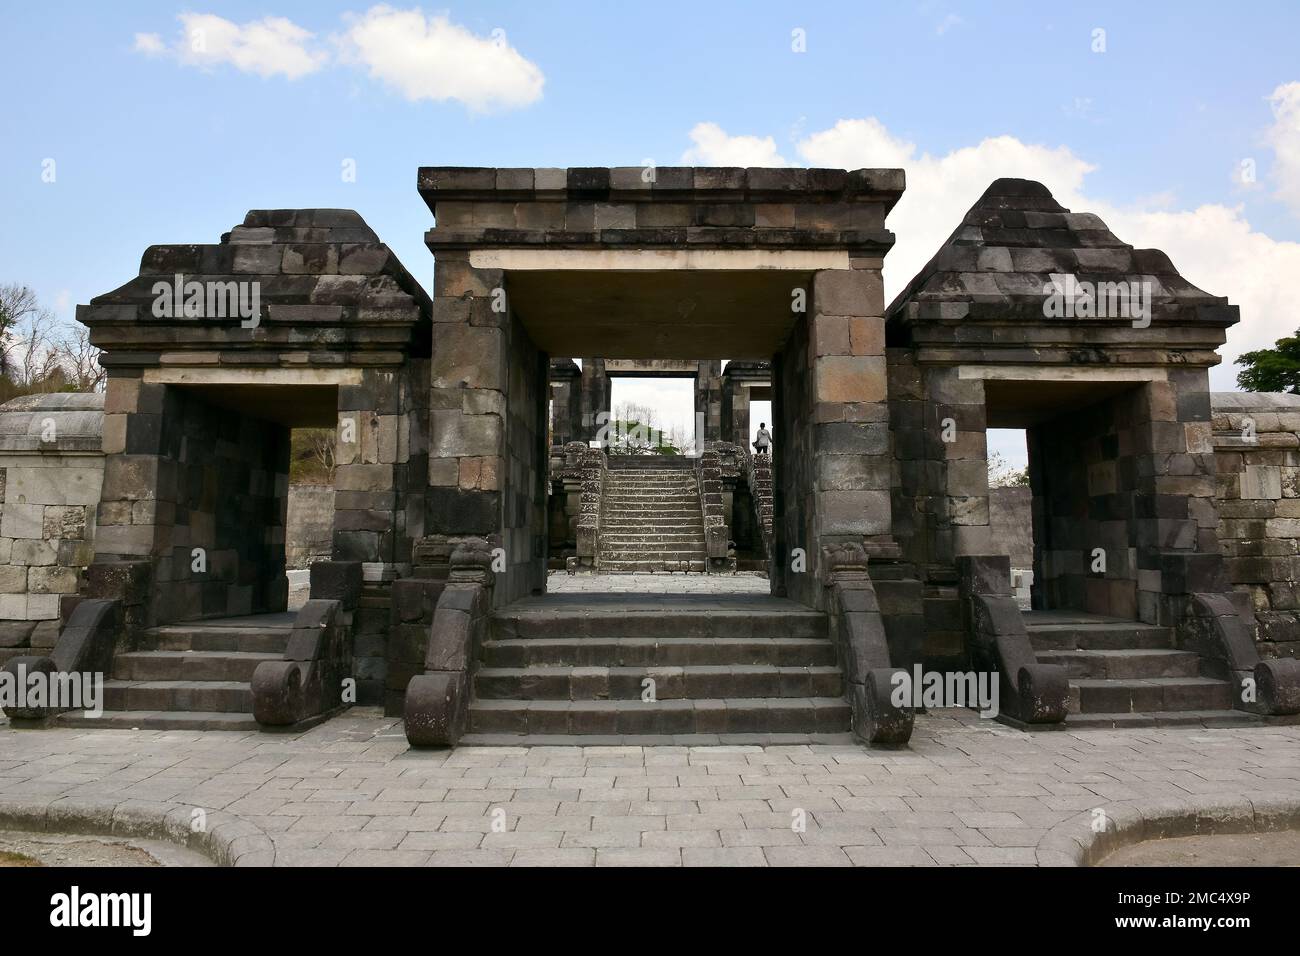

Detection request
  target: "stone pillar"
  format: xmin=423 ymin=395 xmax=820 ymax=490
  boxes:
xmin=695 ymin=360 xmax=723 ymax=446
xmin=809 ymin=265 xmax=895 ymax=555
xmin=332 ymin=367 xmax=411 ymax=581
xmin=722 ymin=371 xmax=754 ymax=450
xmin=578 ymin=358 xmax=610 ymax=443
xmin=428 ymin=255 xmax=546 ymax=605
xmin=773 ymin=262 xmax=897 ymax=610
xmin=548 ymin=358 xmax=581 ymax=447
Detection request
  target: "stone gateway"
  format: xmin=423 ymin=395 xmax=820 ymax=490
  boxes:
xmin=2 ymin=168 xmax=1298 ymax=746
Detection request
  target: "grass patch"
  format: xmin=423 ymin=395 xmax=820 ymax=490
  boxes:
xmin=0 ymin=849 xmax=40 ymax=866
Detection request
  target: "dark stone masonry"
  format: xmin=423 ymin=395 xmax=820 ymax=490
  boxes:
xmin=3 ymin=168 xmax=1299 ymax=743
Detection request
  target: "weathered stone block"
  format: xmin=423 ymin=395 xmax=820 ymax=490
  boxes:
xmin=813 ymin=270 xmax=882 ymax=316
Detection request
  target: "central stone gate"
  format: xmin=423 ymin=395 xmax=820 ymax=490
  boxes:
xmin=419 ymin=166 xmax=906 ymax=602
xmin=402 ymin=166 xmax=920 ymax=743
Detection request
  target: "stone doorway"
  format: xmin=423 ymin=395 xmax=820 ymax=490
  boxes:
xmin=984 ymin=375 xmax=1161 ymax=622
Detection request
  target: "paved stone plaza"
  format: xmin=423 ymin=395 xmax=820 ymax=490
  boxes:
xmin=2 ymin=710 xmax=1297 ymax=867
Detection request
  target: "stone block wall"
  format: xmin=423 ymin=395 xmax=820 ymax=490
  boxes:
xmin=888 ymin=358 xmax=991 ymax=573
xmin=0 ymin=393 xmax=105 ymax=660
xmin=1212 ymin=391 xmax=1300 ymax=659
xmin=286 ymin=484 xmax=334 ymax=569
xmin=989 ymin=486 xmax=1033 ymax=568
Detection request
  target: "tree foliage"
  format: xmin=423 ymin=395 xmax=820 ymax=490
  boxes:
xmin=0 ymin=283 xmax=104 ymax=401
xmin=1235 ymin=329 xmax=1300 ymax=394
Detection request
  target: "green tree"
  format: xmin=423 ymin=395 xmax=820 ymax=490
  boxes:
xmin=1236 ymin=330 xmax=1300 ymax=393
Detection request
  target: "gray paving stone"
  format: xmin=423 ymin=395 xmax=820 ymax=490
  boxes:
xmin=3 ymin=710 xmax=1299 ymax=867
xmin=595 ymin=847 xmax=682 ymax=866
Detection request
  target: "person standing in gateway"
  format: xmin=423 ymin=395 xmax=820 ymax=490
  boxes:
xmin=754 ymin=422 xmax=772 ymax=456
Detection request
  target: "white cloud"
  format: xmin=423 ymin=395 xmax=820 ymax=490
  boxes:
xmin=131 ymin=7 xmax=543 ymax=111
xmin=178 ymin=13 xmax=326 ymax=79
xmin=133 ymin=32 xmax=165 ymax=55
xmin=1266 ymin=81 xmax=1300 ymax=216
xmin=683 ymin=117 xmax=1300 ymax=389
xmin=935 ymin=14 xmax=963 ymax=35
xmin=681 ymin=123 xmax=788 ymax=166
xmin=132 ymin=13 xmax=327 ymax=79
xmin=336 ymin=6 xmax=544 ymax=111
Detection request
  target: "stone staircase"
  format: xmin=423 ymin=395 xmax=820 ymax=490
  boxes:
xmin=58 ymin=612 xmax=295 ymax=731
xmin=598 ymin=458 xmax=707 ymax=572
xmin=462 ymin=594 xmax=851 ymax=743
xmin=1026 ymin=610 xmax=1255 ymax=728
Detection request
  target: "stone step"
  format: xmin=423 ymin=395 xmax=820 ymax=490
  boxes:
xmin=492 ymin=604 xmax=828 ymax=641
xmin=600 ymin=517 xmax=705 ymax=527
xmin=603 ymin=478 xmax=696 ymax=486
xmin=600 ymin=549 xmax=707 ymax=563
xmin=1026 ymin=621 xmax=1174 ymax=651
xmin=1069 ymin=677 xmax=1234 ymax=714
xmin=458 ymin=731 xmax=857 ymax=746
xmin=600 ymin=561 xmax=708 ymax=572
xmin=467 ymin=697 xmax=850 ymax=735
xmin=480 ymin=637 xmax=838 ymax=668
xmin=606 ymin=459 xmax=696 ymax=470
xmin=143 ymin=625 xmax=292 ymax=654
xmin=1062 ymin=710 xmax=1262 ymax=730
xmin=600 ymin=505 xmax=703 ymax=514
xmin=1036 ymin=648 xmax=1201 ymax=680
xmin=600 ymin=502 xmax=702 ymax=509
xmin=608 ymin=478 xmax=702 ymax=486
xmin=600 ymin=528 xmax=704 ymax=536
xmin=474 ymin=665 xmax=843 ymax=700
xmin=599 ymin=536 xmax=707 ymax=546
xmin=112 ymin=650 xmax=279 ymax=682
xmin=102 ymin=679 xmax=253 ymax=714
xmin=57 ymin=710 xmax=261 ymax=731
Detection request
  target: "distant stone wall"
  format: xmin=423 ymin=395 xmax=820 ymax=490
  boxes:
xmin=0 ymin=393 xmax=105 ymax=660
xmin=1212 ymin=392 xmax=1300 ymax=659
xmin=989 ymin=486 xmax=1033 ymax=568
xmin=286 ymin=484 xmax=334 ymax=569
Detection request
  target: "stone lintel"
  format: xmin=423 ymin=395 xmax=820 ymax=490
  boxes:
xmin=466 ymin=248 xmax=852 ymax=272
xmin=418 ymin=166 xmax=906 ymax=209
xmin=142 ymin=367 xmax=365 ymax=387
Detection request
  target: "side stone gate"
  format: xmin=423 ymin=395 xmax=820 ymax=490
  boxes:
xmin=19 ymin=209 xmax=436 ymax=723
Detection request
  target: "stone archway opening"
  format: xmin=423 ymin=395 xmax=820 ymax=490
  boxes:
xmin=985 ymin=375 xmax=1151 ymax=621
xmin=147 ymin=381 xmax=340 ymax=624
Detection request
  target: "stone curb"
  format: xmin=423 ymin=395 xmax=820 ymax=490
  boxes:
xmin=1035 ymin=789 xmax=1300 ymax=866
xmin=0 ymin=794 xmax=276 ymax=867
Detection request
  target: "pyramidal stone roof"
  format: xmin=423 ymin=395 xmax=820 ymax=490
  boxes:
xmin=78 ymin=209 xmax=432 ymax=367
xmin=885 ymin=178 xmax=1238 ymax=330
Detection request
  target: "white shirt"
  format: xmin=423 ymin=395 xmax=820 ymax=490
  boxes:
xmin=755 ymin=428 xmax=772 ymax=447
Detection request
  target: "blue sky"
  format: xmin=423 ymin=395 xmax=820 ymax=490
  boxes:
xmin=4 ymin=1 xmax=1300 ymax=461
